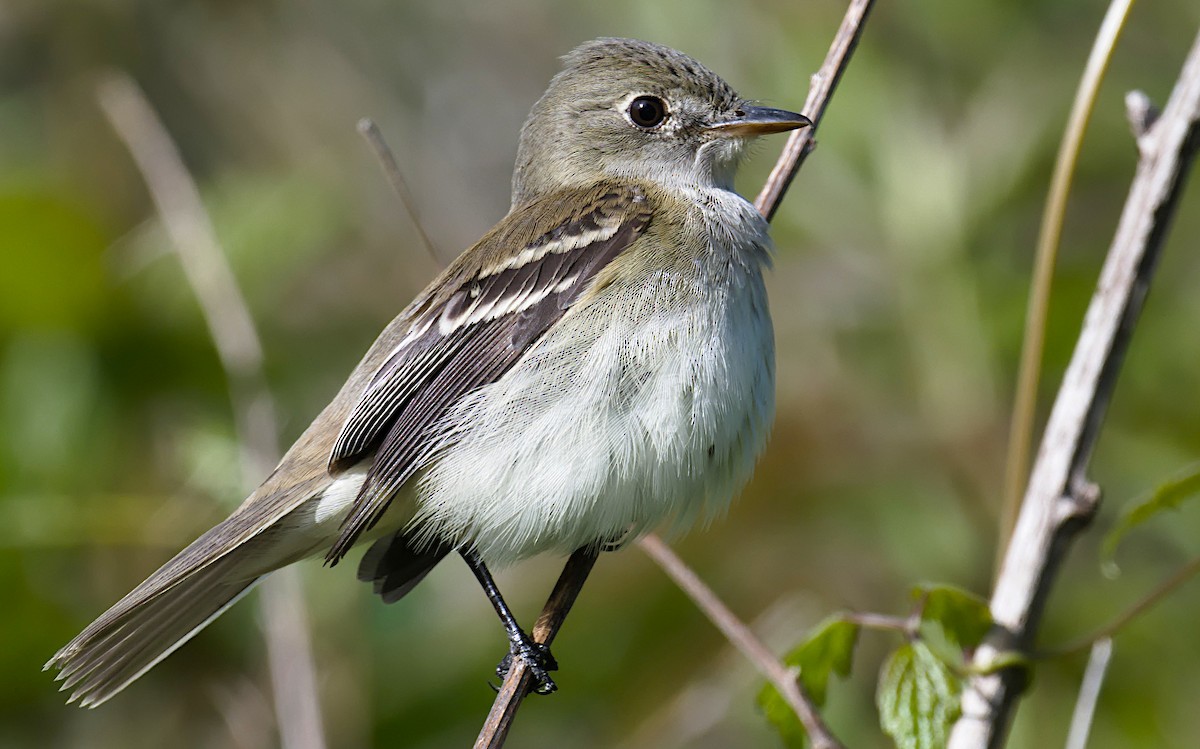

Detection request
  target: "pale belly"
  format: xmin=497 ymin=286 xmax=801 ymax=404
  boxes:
xmin=408 ymin=254 xmax=776 ymax=566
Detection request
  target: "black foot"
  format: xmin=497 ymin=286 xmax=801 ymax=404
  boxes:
xmin=496 ymin=634 xmax=558 ymax=695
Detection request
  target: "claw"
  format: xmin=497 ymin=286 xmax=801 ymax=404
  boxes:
xmin=496 ymin=637 xmax=558 ymax=694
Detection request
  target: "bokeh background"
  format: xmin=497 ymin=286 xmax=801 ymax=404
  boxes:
xmin=4 ymin=1 xmax=1200 ymax=747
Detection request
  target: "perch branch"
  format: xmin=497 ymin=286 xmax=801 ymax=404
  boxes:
xmin=474 ymin=548 xmax=598 ymax=749
xmin=754 ymin=0 xmax=875 ymax=220
xmin=948 ymin=27 xmax=1200 ymax=749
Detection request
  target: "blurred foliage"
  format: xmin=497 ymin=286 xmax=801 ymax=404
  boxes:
xmin=4 ymin=1 xmax=1200 ymax=747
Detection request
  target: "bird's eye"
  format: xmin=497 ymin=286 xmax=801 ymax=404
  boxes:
xmin=627 ymin=95 xmax=668 ymax=129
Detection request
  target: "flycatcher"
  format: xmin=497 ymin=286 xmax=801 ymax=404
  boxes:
xmin=49 ymin=37 xmax=810 ymax=703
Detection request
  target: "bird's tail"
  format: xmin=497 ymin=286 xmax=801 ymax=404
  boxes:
xmin=46 ymin=547 xmax=263 ymax=708
xmin=357 ymin=531 xmax=452 ymax=604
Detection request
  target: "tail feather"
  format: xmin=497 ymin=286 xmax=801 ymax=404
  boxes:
xmin=47 ymin=550 xmax=261 ymax=708
xmin=358 ymin=531 xmax=451 ymax=604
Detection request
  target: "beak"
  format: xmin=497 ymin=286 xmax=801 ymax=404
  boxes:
xmin=708 ymin=105 xmax=812 ymax=137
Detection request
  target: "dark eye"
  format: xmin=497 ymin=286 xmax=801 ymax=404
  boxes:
xmin=628 ymin=95 xmax=667 ymax=128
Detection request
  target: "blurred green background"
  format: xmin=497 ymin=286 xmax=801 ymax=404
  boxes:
xmin=4 ymin=1 xmax=1200 ymax=747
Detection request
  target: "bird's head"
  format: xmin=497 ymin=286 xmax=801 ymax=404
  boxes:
xmin=512 ymin=37 xmax=810 ymax=206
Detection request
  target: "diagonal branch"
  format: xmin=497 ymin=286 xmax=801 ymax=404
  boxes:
xmin=755 ymin=0 xmax=875 ymax=220
xmin=357 ymin=117 xmax=445 ymax=268
xmin=949 ymin=26 xmax=1200 ymax=749
xmin=474 ymin=548 xmax=598 ymax=749
xmin=637 ymin=536 xmax=844 ymax=749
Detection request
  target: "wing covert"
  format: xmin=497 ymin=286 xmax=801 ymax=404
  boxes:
xmin=325 ymin=183 xmax=653 ymax=563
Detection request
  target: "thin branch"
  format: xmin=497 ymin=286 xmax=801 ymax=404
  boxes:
xmin=1063 ymin=638 xmax=1113 ymax=749
xmin=997 ymin=0 xmax=1136 ymax=577
xmin=949 ymin=27 xmax=1200 ymax=749
xmin=637 ymin=536 xmax=844 ymax=749
xmin=474 ymin=548 xmax=599 ymax=749
xmin=1047 ymin=554 xmax=1200 ymax=658
xmin=357 ymin=117 xmax=444 ymax=268
xmin=754 ymin=0 xmax=875 ymax=220
xmin=97 ymin=73 xmax=327 ymax=749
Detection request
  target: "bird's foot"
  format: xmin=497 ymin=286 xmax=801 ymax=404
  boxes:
xmin=496 ymin=632 xmax=558 ymax=695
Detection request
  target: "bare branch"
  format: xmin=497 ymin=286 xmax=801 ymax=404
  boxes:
xmin=638 ymin=536 xmax=844 ymax=749
xmin=474 ymin=548 xmax=599 ymax=749
xmin=357 ymin=117 xmax=445 ymax=268
xmin=754 ymin=0 xmax=876 ymax=220
xmin=1064 ymin=639 xmax=1113 ymax=749
xmin=1047 ymin=555 xmax=1200 ymax=658
xmin=949 ymin=27 xmax=1200 ymax=749
xmin=97 ymin=73 xmax=327 ymax=749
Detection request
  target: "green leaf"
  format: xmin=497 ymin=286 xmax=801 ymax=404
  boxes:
xmin=1102 ymin=463 xmax=1200 ymax=563
xmin=756 ymin=618 xmax=860 ymax=747
xmin=788 ymin=618 xmax=860 ymax=705
xmin=877 ymin=641 xmax=962 ymax=749
xmin=914 ymin=585 xmax=993 ymax=671
xmin=756 ymin=681 xmax=810 ymax=749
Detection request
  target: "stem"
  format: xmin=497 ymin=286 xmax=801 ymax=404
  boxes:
xmin=996 ymin=0 xmax=1136 ymax=575
xmin=638 ymin=536 xmax=844 ymax=749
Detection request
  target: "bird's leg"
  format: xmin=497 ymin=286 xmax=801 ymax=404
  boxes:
xmin=460 ymin=548 xmax=558 ymax=695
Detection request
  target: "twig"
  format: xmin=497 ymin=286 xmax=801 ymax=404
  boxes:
xmin=474 ymin=548 xmax=599 ymax=749
xmin=1063 ymin=639 xmax=1113 ymax=749
xmin=357 ymin=118 xmax=444 ymax=268
xmin=997 ymin=0 xmax=1135 ymax=576
xmin=637 ymin=536 xmax=844 ymax=749
xmin=754 ymin=0 xmax=875 ymax=220
xmin=949 ymin=28 xmax=1200 ymax=749
xmin=1047 ymin=554 xmax=1200 ymax=658
xmin=97 ymin=73 xmax=327 ymax=749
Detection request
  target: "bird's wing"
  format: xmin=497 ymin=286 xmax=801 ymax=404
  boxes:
xmin=324 ymin=182 xmax=654 ymax=563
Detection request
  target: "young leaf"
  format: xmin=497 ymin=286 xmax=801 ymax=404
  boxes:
xmin=914 ymin=585 xmax=993 ymax=670
xmin=877 ymin=641 xmax=962 ymax=749
xmin=791 ymin=618 xmax=860 ymax=705
xmin=756 ymin=617 xmax=860 ymax=747
xmin=756 ymin=682 xmax=810 ymax=749
xmin=1102 ymin=462 xmax=1200 ymax=562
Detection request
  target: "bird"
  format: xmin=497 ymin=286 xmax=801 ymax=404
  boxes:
xmin=47 ymin=36 xmax=810 ymax=705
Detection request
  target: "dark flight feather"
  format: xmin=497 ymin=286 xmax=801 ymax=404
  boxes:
xmin=324 ymin=184 xmax=654 ymax=564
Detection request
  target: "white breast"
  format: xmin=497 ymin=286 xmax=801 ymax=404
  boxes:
xmin=411 ymin=189 xmax=775 ymax=566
